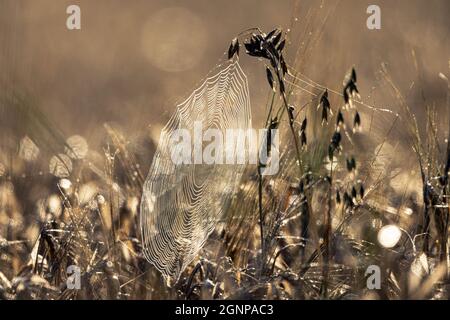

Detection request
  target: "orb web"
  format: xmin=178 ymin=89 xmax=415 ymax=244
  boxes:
xmin=140 ymin=60 xmax=251 ymax=284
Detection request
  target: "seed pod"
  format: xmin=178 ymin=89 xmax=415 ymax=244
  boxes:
xmin=343 ymin=192 xmax=352 ymax=208
xmin=322 ymin=107 xmax=328 ymax=124
xmin=272 ymin=31 xmax=282 ymax=47
xmin=288 ymin=105 xmax=295 ymax=124
xmin=343 ymin=89 xmax=350 ymax=105
xmin=320 ymin=90 xmax=330 ymax=124
xmin=349 ymin=82 xmax=359 ymax=96
xmin=337 ymin=109 xmax=344 ymax=126
xmin=347 ymin=157 xmax=356 ymax=171
xmin=270 ymin=55 xmax=277 ymax=68
xmin=354 ymin=111 xmax=361 ymax=128
xmin=305 ymin=170 xmax=312 ymax=185
xmin=320 ymin=89 xmax=330 ymax=109
xmin=346 ymin=158 xmax=353 ymax=172
xmin=277 ymin=39 xmax=286 ymax=52
xmin=265 ymin=29 xmax=277 ymax=40
xmin=351 ymin=68 xmax=357 ymax=83
xmin=269 ymin=117 xmax=279 ymax=130
xmin=336 ymin=190 xmax=341 ymax=204
xmin=301 ymin=130 xmax=307 ymax=146
xmin=343 ymin=68 xmax=359 ymax=105
xmin=228 ymin=38 xmax=239 ymax=60
xmin=331 ymin=131 xmax=342 ymax=149
xmin=351 ymin=186 xmax=357 ymax=199
xmin=298 ymin=180 xmax=304 ymax=194
xmin=301 ymin=117 xmax=307 ymax=132
xmin=359 ymin=184 xmax=365 ymax=198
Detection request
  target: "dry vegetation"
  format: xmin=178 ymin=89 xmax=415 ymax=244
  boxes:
xmin=0 ymin=2 xmax=450 ymax=300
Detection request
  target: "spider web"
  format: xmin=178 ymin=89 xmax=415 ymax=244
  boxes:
xmin=140 ymin=60 xmax=251 ymax=284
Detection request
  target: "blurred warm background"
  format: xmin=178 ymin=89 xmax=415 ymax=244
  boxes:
xmin=0 ymin=0 xmax=448 ymax=144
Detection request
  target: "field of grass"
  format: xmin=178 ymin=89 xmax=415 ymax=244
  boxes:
xmin=0 ymin=1 xmax=449 ymax=300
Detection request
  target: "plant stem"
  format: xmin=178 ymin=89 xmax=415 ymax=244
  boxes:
xmin=276 ymin=68 xmax=303 ymax=175
xmin=258 ymin=169 xmax=265 ymax=276
xmin=321 ymin=161 xmax=333 ymax=298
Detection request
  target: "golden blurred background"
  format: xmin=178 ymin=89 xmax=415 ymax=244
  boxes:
xmin=0 ymin=1 xmax=449 ymax=299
